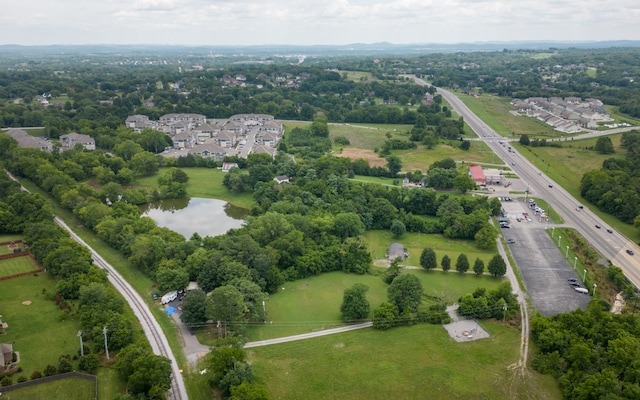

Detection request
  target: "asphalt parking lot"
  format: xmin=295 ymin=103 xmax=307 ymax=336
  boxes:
xmin=500 ymin=198 xmax=591 ymax=316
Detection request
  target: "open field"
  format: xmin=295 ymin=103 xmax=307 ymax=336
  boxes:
xmin=0 ymin=234 xmax=23 ymax=243
xmin=340 ymin=70 xmax=377 ymax=82
xmin=1 ymin=376 xmax=96 ymax=399
xmin=249 ymin=323 xmax=562 ymax=400
xmin=0 ymin=255 xmax=40 ymax=277
xmin=0 ymin=274 xmax=81 ymax=378
xmin=456 ymin=93 xmax=557 ymax=138
xmin=329 ymin=123 xmax=411 ymax=150
xmin=133 ymin=167 xmax=255 ymax=209
xmin=336 ymin=148 xmax=387 ymax=167
xmin=364 ymin=230 xmax=497 ymax=269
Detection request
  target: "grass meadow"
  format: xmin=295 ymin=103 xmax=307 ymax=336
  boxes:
xmin=249 ymin=323 xmax=562 ymax=400
xmin=2 ymin=376 xmax=96 ymax=399
xmin=133 ymin=167 xmax=255 ymax=209
xmin=0 ymin=274 xmax=81 ymax=378
xmin=0 ymin=255 xmax=40 ymax=277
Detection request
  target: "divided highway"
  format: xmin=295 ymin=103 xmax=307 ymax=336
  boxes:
xmin=412 ymin=79 xmax=640 ymax=288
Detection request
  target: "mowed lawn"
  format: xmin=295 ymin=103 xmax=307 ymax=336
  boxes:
xmin=2 ymin=376 xmax=96 ymax=400
xmin=236 ymin=262 xmax=506 ymax=344
xmin=249 ymin=323 xmax=562 ymax=400
xmin=0 ymin=255 xmax=40 ymax=277
xmin=133 ymin=167 xmax=255 ymax=209
xmin=0 ymin=274 xmax=82 ymax=378
xmin=365 ymin=230 xmax=497 ymax=269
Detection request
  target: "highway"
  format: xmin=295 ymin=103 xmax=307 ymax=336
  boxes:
xmin=412 ymin=78 xmax=640 ymax=289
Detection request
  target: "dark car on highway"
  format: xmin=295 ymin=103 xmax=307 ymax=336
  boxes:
xmin=595 ymin=225 xmax=601 ymax=229
xmin=627 ymin=249 xmax=635 ymax=256
xmin=607 ymin=228 xmax=613 ymax=233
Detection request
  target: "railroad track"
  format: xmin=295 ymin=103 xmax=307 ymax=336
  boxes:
xmin=55 ymin=217 xmax=188 ymax=400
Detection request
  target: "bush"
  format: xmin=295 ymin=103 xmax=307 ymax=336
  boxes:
xmin=1 ymin=376 xmax=12 ymax=386
xmin=43 ymin=364 xmax=57 ymax=376
xmin=31 ymin=370 xmax=42 ymax=380
xmin=17 ymin=375 xmax=27 ymax=383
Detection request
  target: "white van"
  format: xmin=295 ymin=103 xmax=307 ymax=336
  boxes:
xmin=574 ymin=287 xmax=589 ymax=294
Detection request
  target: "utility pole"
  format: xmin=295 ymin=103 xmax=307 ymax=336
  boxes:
xmin=103 ymin=326 xmax=110 ymax=360
xmin=503 ymin=304 xmax=507 ymax=321
xmin=77 ymin=330 xmax=84 ymax=356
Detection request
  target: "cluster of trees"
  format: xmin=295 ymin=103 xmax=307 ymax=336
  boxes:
xmin=419 ymin=248 xmax=507 ymax=277
xmin=372 ymin=267 xmax=451 ymax=330
xmin=202 ymin=340 xmax=269 ymax=399
xmin=457 ymin=282 xmax=519 ymax=320
xmin=531 ymin=303 xmax=640 ymax=399
xmin=580 ymin=131 xmax=640 ymax=224
xmin=115 ymin=344 xmax=173 ymax=399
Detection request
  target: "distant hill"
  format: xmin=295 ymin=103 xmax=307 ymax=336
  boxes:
xmin=1 ymin=41 xmax=640 ymax=56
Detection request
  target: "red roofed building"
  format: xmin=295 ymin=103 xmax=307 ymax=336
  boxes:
xmin=469 ymin=165 xmax=486 ymax=184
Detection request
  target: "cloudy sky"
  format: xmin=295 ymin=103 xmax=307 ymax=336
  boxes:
xmin=2 ymin=0 xmax=639 ymax=46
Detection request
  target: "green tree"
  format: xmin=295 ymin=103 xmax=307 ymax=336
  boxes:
xmin=519 ymin=134 xmax=531 ymax=145
xmin=206 ymin=285 xmax=247 ymax=337
xmin=340 ymin=283 xmax=370 ymax=321
xmin=595 ymin=136 xmax=614 ymax=154
xmin=387 ymin=274 xmax=423 ymax=314
xmin=473 ymin=258 xmax=485 ymax=276
xmin=386 ymin=155 xmax=403 ymax=177
xmin=180 ymin=289 xmax=208 ymax=328
xmin=460 ymin=140 xmax=471 ymax=150
xmin=390 ymin=219 xmax=406 ymax=238
xmin=127 ymin=354 xmax=172 ymax=397
xmin=230 ymin=382 xmax=271 ymax=400
xmin=441 ymin=254 xmax=451 ymax=272
xmin=155 ymin=260 xmax=190 ymax=293
xmin=420 ymin=247 xmax=437 ymax=271
xmin=130 ymin=151 xmax=160 ymax=176
xmin=453 ymin=173 xmax=476 ymax=194
xmin=488 ymin=254 xmax=507 ymax=277
xmin=333 ymin=212 xmax=365 ymax=241
xmin=384 ymin=258 xmax=403 ymax=284
xmin=474 ymin=224 xmax=497 ymax=250
xmin=372 ymin=302 xmax=398 ymax=330
xmin=456 ymin=253 xmax=470 ymax=274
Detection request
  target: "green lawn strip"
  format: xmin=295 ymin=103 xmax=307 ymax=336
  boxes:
xmin=0 ymin=274 xmax=81 ymax=378
xmin=96 ymin=367 xmax=127 ymax=399
xmin=133 ymin=167 xmax=254 ymax=210
xmin=15 ymin=178 xmax=198 ymax=398
xmin=249 ymin=323 xmax=561 ymax=400
xmin=0 ymin=255 xmax=39 ymax=277
xmin=364 ymin=230 xmax=496 ymax=268
xmin=2 ymin=376 xmax=96 ymax=399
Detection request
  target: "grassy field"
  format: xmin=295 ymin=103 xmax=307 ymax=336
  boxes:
xmin=133 ymin=167 xmax=255 ymax=209
xmin=364 ymin=230 xmax=497 ymax=269
xmin=2 ymin=376 xmax=96 ymax=399
xmin=340 ymin=70 xmax=377 ymax=82
xmin=456 ymin=93 xmax=557 ymax=138
xmin=249 ymin=323 xmax=561 ymax=400
xmin=0 ymin=274 xmax=82 ymax=378
xmin=0 ymin=255 xmax=40 ymax=277
xmin=0 ymin=234 xmax=23 ymax=243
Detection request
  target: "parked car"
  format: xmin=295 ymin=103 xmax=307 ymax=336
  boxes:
xmin=569 ymin=281 xmax=581 ymax=287
xmin=507 ymin=238 xmax=515 ymax=244
xmin=568 ymin=278 xmax=578 ymax=282
xmin=627 ymin=249 xmax=635 ymax=256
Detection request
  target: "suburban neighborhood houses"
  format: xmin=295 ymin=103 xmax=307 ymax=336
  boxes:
xmin=511 ymin=96 xmax=613 ymax=133
xmin=126 ymin=113 xmax=283 ymax=160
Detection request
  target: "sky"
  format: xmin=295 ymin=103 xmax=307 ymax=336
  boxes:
xmin=2 ymin=0 xmax=640 ymax=46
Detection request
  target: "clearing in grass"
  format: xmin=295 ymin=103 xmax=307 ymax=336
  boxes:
xmin=249 ymin=323 xmax=562 ymax=400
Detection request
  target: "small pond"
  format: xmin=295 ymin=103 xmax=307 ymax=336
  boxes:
xmin=140 ymin=197 xmax=248 ymax=238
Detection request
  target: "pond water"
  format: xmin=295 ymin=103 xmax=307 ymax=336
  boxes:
xmin=140 ymin=197 xmax=248 ymax=238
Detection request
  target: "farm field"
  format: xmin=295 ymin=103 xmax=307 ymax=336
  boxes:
xmin=249 ymin=323 xmax=561 ymax=400
xmin=0 ymin=254 xmax=40 ymax=277
xmin=0 ymin=274 xmax=82 ymax=379
xmin=1 ymin=376 xmax=96 ymax=399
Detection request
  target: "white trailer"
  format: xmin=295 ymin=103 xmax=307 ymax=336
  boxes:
xmin=161 ymin=290 xmax=178 ymax=304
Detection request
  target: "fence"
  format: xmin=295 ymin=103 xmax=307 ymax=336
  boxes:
xmin=0 ymin=371 xmax=97 ymax=399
